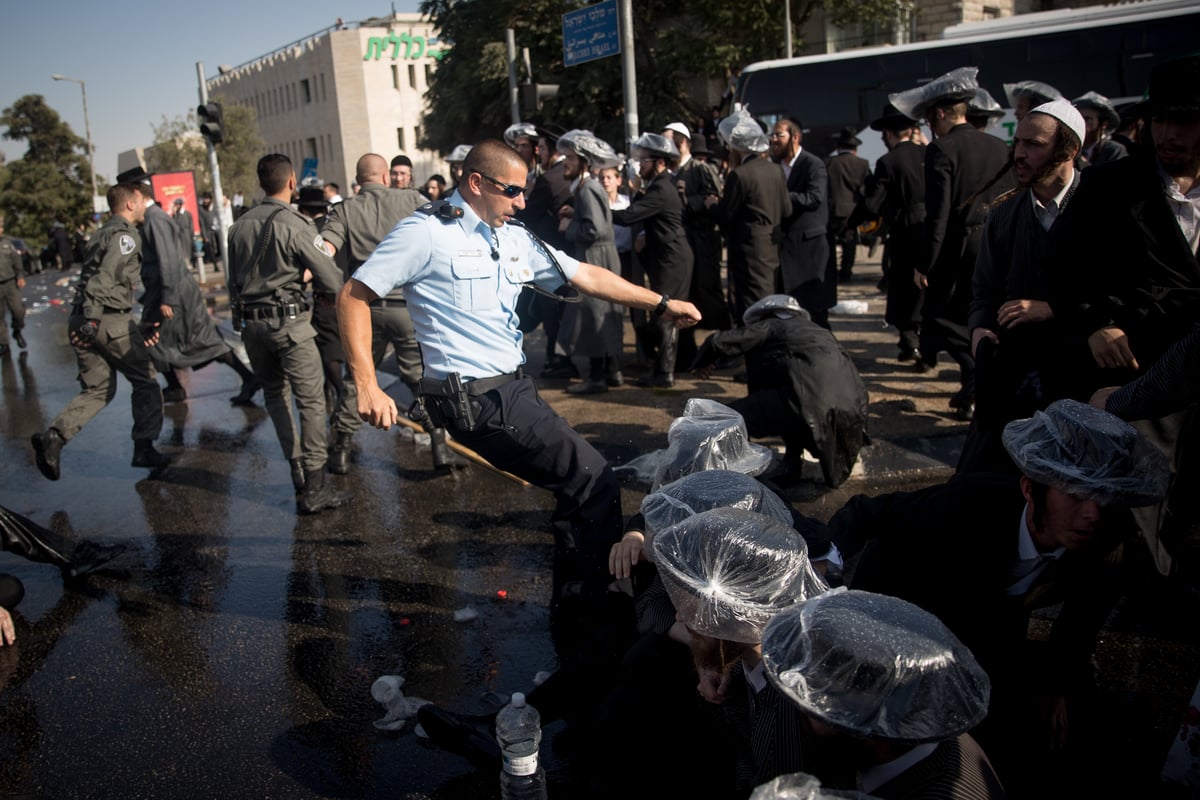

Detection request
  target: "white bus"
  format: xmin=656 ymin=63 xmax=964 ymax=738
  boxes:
xmin=735 ymin=0 xmax=1199 ymax=157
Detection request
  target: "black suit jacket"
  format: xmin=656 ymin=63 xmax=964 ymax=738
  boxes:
xmin=779 ymin=149 xmax=832 ymax=309
xmin=825 ymin=151 xmax=870 ymax=220
xmin=829 ymin=472 xmax=1129 ymax=694
xmin=922 ymin=124 xmax=1013 ymax=320
xmin=611 ymin=172 xmax=693 ymax=298
xmin=1048 ymin=154 xmax=1200 ymax=382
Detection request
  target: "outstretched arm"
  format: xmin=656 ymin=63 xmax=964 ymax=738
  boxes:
xmin=568 ymin=261 xmax=701 ymax=326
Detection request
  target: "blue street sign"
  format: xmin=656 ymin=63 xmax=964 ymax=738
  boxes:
xmin=562 ymin=0 xmax=620 ymax=67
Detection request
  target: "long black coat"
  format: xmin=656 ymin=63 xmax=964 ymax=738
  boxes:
xmin=1047 ymin=154 xmax=1200 ymax=390
xmin=715 ymin=154 xmax=790 ymax=322
xmin=611 ymin=172 xmax=693 ymax=299
xmin=693 ymin=315 xmax=868 ymax=487
xmin=825 ymin=151 xmax=870 ymax=221
xmin=779 ymin=150 xmax=833 ymax=313
xmin=921 ymin=123 xmax=1012 ymax=324
xmin=852 ymin=139 xmax=926 ymax=330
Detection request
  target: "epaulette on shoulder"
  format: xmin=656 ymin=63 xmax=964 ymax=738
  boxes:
xmin=417 ymin=199 xmax=464 ymax=222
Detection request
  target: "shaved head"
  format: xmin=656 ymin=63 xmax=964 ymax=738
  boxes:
xmin=462 ymin=139 xmax=526 ymax=183
xmin=356 ymin=153 xmax=388 ymax=186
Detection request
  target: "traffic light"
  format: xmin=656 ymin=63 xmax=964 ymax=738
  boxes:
xmin=519 ymin=83 xmax=559 ymax=116
xmin=198 ymin=102 xmax=224 ymax=145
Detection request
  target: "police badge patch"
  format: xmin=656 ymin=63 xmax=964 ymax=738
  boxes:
xmin=314 ymin=234 xmax=326 ymax=253
xmin=119 ymin=235 xmax=137 ymax=255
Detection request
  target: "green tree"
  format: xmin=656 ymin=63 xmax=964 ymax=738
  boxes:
xmin=0 ymin=95 xmax=93 ymax=242
xmin=146 ymin=101 xmax=264 ymax=201
xmin=418 ymin=0 xmax=901 ymax=154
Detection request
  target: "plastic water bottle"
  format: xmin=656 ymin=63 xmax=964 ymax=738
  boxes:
xmin=495 ymin=692 xmax=546 ymax=800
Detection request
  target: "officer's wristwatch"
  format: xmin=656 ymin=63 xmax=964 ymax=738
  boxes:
xmin=652 ymin=293 xmax=670 ymax=318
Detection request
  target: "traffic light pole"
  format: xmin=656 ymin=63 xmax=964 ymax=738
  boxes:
xmin=196 ymin=61 xmax=227 ymax=285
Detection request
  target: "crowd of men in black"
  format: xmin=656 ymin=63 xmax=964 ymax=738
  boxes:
xmin=1 ymin=48 xmax=1198 ymax=799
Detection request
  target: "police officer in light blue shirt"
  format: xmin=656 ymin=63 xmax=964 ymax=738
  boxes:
xmin=339 ymin=138 xmax=701 ymax=596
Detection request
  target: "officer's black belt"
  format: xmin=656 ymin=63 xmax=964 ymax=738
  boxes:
xmin=464 ymin=370 xmax=522 ymax=396
xmin=371 ymin=298 xmax=408 ymax=309
xmin=102 ymin=306 xmax=131 ymax=314
xmin=241 ymin=301 xmax=311 ymax=321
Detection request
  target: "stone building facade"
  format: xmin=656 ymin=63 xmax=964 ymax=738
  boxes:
xmin=207 ymin=13 xmax=446 ymax=195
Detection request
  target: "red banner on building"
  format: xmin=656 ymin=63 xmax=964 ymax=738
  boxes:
xmin=150 ymin=171 xmax=200 ymax=236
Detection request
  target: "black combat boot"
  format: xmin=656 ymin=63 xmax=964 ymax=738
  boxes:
xmin=31 ymin=428 xmax=65 ymax=481
xmin=298 ymin=469 xmax=347 ymax=515
xmin=430 ymin=428 xmax=467 ymax=471
xmin=131 ymin=439 xmax=171 ymax=470
xmin=289 ymin=458 xmax=305 ymax=493
xmin=328 ymin=432 xmax=353 ymax=475
xmin=13 ymin=329 xmax=26 ymax=349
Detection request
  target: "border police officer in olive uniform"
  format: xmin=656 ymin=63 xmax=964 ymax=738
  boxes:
xmin=31 ymin=184 xmax=169 ymax=481
xmin=0 ymin=217 xmax=27 ymax=356
xmin=319 ymin=153 xmax=464 ymax=473
xmin=228 ymin=154 xmax=346 ymax=514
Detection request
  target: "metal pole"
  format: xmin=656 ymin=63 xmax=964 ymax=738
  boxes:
xmin=51 ymin=75 xmax=98 ymax=215
xmin=618 ymin=0 xmax=638 ymax=152
xmin=197 ymin=61 xmax=226 ymax=285
xmin=505 ymin=29 xmax=520 ymax=124
xmin=785 ymin=0 xmax=794 ymax=58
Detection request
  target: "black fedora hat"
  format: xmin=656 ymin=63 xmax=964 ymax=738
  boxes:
xmin=115 ymin=166 xmax=152 ymax=185
xmin=836 ymin=126 xmax=863 ymax=148
xmin=869 ymin=103 xmax=918 ymax=132
xmin=1147 ymin=55 xmax=1200 ymax=118
xmin=690 ymin=133 xmax=710 ymax=155
xmin=296 ymin=185 xmax=327 ymax=211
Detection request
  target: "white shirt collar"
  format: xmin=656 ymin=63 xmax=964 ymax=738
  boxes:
xmin=677 ymin=153 xmax=692 ymax=169
xmin=1031 ymin=174 xmax=1073 ymax=231
xmin=743 ymin=659 xmax=768 ymax=694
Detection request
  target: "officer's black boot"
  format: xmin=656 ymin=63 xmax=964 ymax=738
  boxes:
xmin=298 ymin=469 xmax=347 ymax=515
xmin=289 ymin=458 xmax=305 ymax=493
xmin=131 ymin=439 xmax=170 ymax=470
xmin=328 ymin=432 xmax=353 ymax=475
xmin=13 ymin=328 xmax=26 ymax=349
xmin=430 ymin=428 xmax=467 ymax=471
xmin=31 ymin=428 xmax=65 ymax=481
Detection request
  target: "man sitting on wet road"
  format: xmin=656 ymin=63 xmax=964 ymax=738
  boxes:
xmin=337 ymin=139 xmax=701 ymax=596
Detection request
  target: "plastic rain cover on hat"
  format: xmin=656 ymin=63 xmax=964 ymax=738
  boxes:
xmin=632 ymin=131 xmax=680 ymax=160
xmin=889 ymin=67 xmax=979 ymax=120
xmin=556 ymin=129 xmax=621 ymax=169
xmin=743 ymin=294 xmax=810 ymax=325
xmin=641 ymin=469 xmax=793 ymax=548
xmin=718 ymin=107 xmax=769 ymax=153
xmin=1029 ymin=100 xmax=1086 ymax=147
xmin=653 ymin=507 xmax=828 ymax=644
xmin=1073 ymin=91 xmax=1121 ymax=130
xmin=1001 ymin=398 xmax=1170 ymax=507
xmin=446 ymin=144 xmax=472 ymax=163
xmin=1003 ymin=80 xmax=1064 ymax=110
xmin=503 ymin=122 xmax=539 ymax=146
xmin=762 ymin=588 xmax=991 ymax=743
xmin=968 ymin=88 xmax=1004 ymax=118
xmin=652 ymin=398 xmax=774 ymax=490
xmin=750 ymin=772 xmax=880 ymax=800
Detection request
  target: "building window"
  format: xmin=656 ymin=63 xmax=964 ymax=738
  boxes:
xmin=392 ymin=65 xmax=400 ymax=90
xmin=301 ymin=78 xmax=311 ymax=103
xmin=414 ymin=125 xmax=421 ymax=147
xmin=425 ymin=64 xmax=433 ymax=86
xmin=306 ymin=138 xmax=318 ymax=160
xmin=397 ymin=128 xmax=406 ymax=151
xmin=408 ymin=64 xmax=417 ymax=90
xmin=320 ymin=73 xmax=326 ymax=102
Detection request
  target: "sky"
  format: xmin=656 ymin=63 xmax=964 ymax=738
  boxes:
xmin=0 ymin=0 xmax=421 ymax=187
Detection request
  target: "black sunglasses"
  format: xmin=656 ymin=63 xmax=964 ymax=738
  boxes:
xmin=474 ymin=171 xmax=524 ymax=198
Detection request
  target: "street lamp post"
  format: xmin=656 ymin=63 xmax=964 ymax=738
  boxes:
xmin=51 ymin=74 xmax=98 ymax=213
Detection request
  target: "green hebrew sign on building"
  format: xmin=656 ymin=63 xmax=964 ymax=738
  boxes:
xmin=364 ymin=31 xmax=447 ymax=61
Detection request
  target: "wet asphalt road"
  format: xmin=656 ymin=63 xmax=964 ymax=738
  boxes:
xmin=1 ymin=266 xmax=1198 ymax=799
